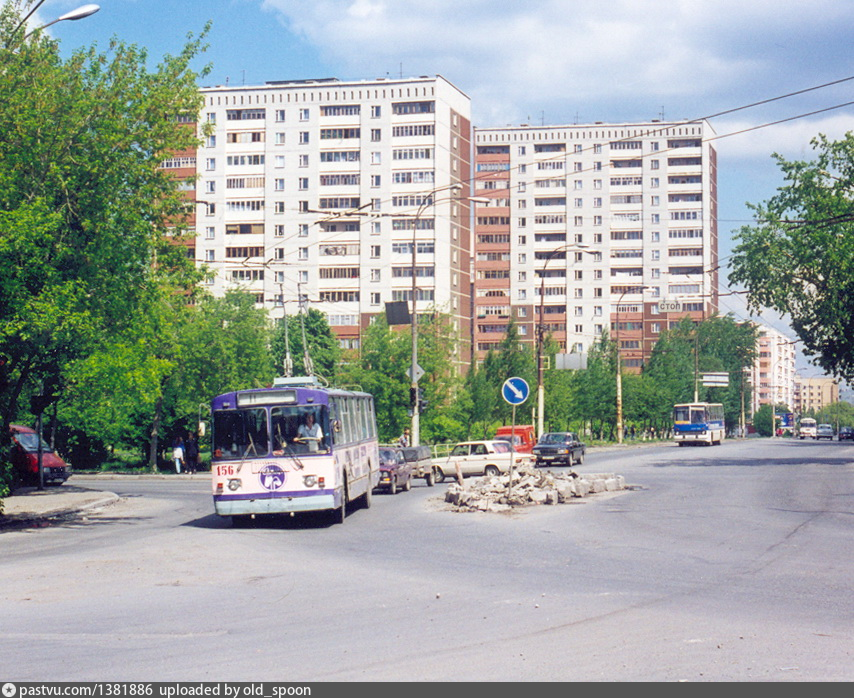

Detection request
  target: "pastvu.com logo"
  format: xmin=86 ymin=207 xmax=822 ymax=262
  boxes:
xmin=2 ymin=683 xmax=17 ymax=697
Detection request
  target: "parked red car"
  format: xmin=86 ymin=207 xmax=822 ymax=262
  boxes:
xmin=8 ymin=424 xmax=71 ymax=487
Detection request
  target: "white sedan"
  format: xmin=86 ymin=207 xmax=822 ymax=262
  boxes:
xmin=433 ymin=440 xmax=530 ymax=483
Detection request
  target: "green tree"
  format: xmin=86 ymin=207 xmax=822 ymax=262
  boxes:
xmin=729 ymin=132 xmax=854 ymax=381
xmin=0 ymin=4 xmax=209 ymax=491
xmin=270 ymin=307 xmax=341 ymax=383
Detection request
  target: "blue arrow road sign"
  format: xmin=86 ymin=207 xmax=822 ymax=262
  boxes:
xmin=502 ymin=377 xmax=530 ymax=405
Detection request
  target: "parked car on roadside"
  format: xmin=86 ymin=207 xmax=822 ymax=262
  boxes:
xmin=532 ymin=432 xmax=586 ymax=467
xmin=399 ymin=445 xmax=435 ymax=486
xmin=8 ymin=424 xmax=71 ymax=488
xmin=837 ymin=426 xmax=854 ymax=441
xmin=816 ymin=424 xmax=835 ymax=440
xmin=433 ymin=440 xmax=530 ymax=483
xmin=376 ymin=447 xmax=412 ymax=494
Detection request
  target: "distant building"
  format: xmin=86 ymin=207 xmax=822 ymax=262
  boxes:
xmin=749 ymin=325 xmax=796 ymax=414
xmin=793 ymin=374 xmax=839 ymax=413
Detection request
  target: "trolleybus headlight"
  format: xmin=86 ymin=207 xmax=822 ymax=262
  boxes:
xmin=303 ymin=475 xmax=317 ymax=487
xmin=227 ymin=478 xmax=242 ymax=491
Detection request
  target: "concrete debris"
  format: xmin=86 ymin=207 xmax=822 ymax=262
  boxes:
xmin=444 ymin=464 xmax=626 ymax=512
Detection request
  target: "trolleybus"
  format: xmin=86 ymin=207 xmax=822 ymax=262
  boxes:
xmin=673 ymin=402 xmax=726 ymax=446
xmin=210 ymin=377 xmax=379 ymax=525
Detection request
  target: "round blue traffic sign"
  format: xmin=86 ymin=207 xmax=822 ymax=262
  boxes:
xmin=502 ymin=377 xmax=530 ymax=405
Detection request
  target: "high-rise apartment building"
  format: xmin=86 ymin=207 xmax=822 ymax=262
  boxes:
xmin=471 ymin=120 xmax=719 ymax=369
xmin=750 ymin=324 xmax=796 ymax=413
xmin=190 ymin=76 xmax=472 ymax=365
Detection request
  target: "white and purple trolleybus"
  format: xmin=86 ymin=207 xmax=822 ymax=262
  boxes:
xmin=210 ymin=376 xmax=379 ymax=526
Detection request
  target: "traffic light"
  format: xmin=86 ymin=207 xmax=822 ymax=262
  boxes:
xmin=30 ymin=394 xmax=58 ymax=415
xmin=417 ymin=387 xmax=427 ymax=413
xmin=409 ymin=387 xmax=418 ymax=408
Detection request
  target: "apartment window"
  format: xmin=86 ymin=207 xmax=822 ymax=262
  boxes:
xmin=205 ymin=158 xmax=216 ymax=171
xmin=371 ymin=129 xmax=382 ymax=142
xmin=371 ymin=105 xmax=381 ymax=118
xmin=274 ymin=225 xmax=284 ymax=237
xmin=372 ymin=198 xmax=381 ymax=211
xmin=275 ymin=133 xmax=286 ymax=145
xmin=371 ymin=269 xmax=381 ymax=282
xmin=299 ymin=132 xmax=310 ymax=144
xmin=275 ymin=109 xmax=285 ymax=122
xmin=205 ymin=226 xmax=215 ymax=239
xmin=274 ymin=202 xmax=285 ymax=213
xmin=275 ymin=179 xmax=285 ymax=191
xmin=206 ymin=135 xmax=216 ymax=148
xmin=299 ymin=154 xmax=309 ymax=168
xmin=372 ymin=221 xmax=381 ymax=235
xmin=518 ymin=146 xmax=526 ymax=155
xmin=299 ymin=224 xmax=309 ymax=237
xmin=299 ymin=178 xmax=308 ymax=190
xmin=650 ymin=159 xmax=660 ymax=170
xmin=299 ymin=201 xmax=308 ymax=212
xmin=370 ymin=245 xmax=381 ymax=258
xmin=299 ymin=270 xmax=308 ymax=283
xmin=370 ymin=292 xmax=381 ymax=305
xmin=205 ymin=250 xmax=214 ymax=261
xmin=299 ymin=247 xmax=309 ymax=260
xmin=275 ymin=155 xmax=285 ymax=168
xmin=299 ymin=108 xmax=310 ymax=121
xmin=205 ymin=181 xmax=215 ymax=194
xmin=650 ymin=177 xmax=659 ymax=188
xmin=371 ymin=175 xmax=381 ymax=188
xmin=206 ymin=112 xmax=216 ymax=123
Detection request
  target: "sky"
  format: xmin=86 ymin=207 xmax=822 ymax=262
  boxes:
xmin=35 ymin=0 xmax=854 ymax=377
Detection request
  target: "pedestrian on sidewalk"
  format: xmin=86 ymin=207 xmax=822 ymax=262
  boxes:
xmin=184 ymin=433 xmax=199 ymax=474
xmin=172 ymin=436 xmax=185 ymax=474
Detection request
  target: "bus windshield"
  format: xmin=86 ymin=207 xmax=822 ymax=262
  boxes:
xmin=212 ymin=405 xmax=330 ymax=460
xmin=674 ymin=406 xmax=708 ymax=423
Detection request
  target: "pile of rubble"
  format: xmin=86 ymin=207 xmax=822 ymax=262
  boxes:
xmin=444 ymin=464 xmax=626 ymax=513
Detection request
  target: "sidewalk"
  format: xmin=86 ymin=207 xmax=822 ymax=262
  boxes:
xmin=0 ymin=483 xmax=120 ymax=528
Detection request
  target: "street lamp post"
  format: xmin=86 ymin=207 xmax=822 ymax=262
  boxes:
xmin=536 ymin=244 xmax=590 ymax=438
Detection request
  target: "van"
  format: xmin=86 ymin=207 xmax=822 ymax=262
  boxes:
xmin=8 ymin=424 xmax=71 ymax=488
xmin=493 ymin=424 xmax=536 ymax=454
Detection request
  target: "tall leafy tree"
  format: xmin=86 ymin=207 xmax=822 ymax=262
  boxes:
xmin=0 ymin=2 xmax=209 ymax=487
xmin=729 ymin=132 xmax=854 ymax=380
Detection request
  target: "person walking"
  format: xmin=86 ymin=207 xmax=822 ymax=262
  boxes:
xmin=398 ymin=427 xmax=410 ymax=448
xmin=172 ymin=436 xmax=185 ymax=474
xmin=184 ymin=433 xmax=199 ymax=474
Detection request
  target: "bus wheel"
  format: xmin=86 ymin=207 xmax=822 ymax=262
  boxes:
xmin=363 ymin=479 xmax=373 ymax=509
xmin=336 ymin=482 xmax=347 ymax=524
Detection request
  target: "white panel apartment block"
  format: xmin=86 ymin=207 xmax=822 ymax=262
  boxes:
xmin=195 ymin=76 xmax=473 ymax=355
xmin=472 ymin=120 xmax=718 ymax=368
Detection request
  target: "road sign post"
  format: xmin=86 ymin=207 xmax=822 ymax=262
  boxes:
xmin=502 ymin=378 xmax=530 ymax=499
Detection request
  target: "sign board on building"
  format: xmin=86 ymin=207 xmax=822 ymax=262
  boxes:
xmin=656 ymin=299 xmax=683 ymax=313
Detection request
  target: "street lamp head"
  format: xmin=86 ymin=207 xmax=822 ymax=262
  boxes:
xmin=58 ymin=4 xmax=100 ymax=22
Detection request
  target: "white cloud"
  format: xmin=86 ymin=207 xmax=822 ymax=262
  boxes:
xmin=261 ymin=0 xmax=854 ymax=126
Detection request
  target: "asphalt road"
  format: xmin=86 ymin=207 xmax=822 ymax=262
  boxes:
xmin=1 ymin=438 xmax=853 ymax=682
